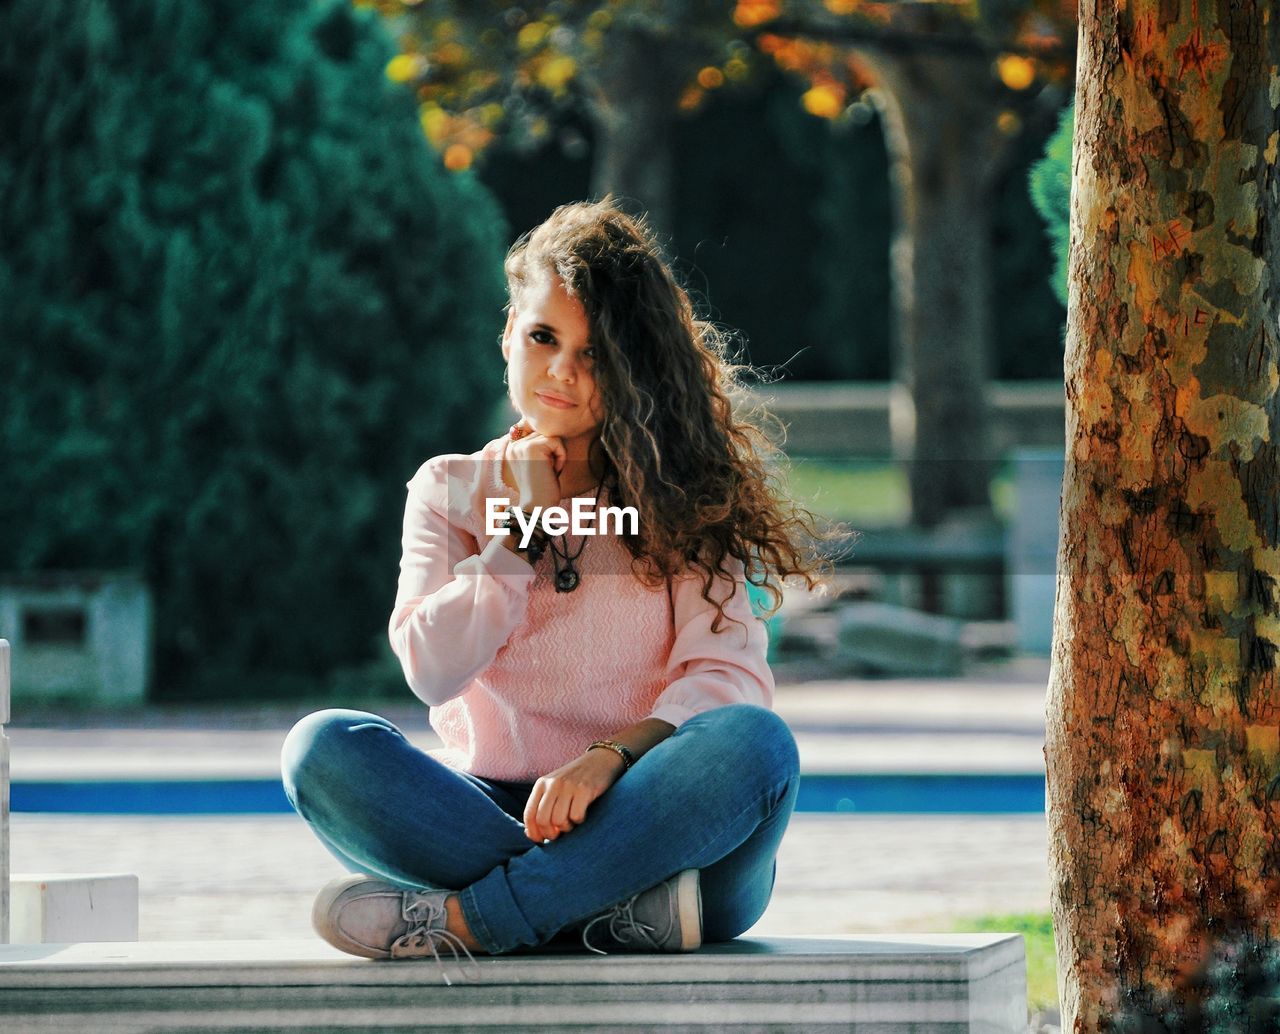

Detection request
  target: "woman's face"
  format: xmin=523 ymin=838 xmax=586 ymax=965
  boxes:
xmin=501 ymin=273 xmax=605 ymax=450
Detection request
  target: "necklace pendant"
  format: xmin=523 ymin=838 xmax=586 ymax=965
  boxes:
xmin=555 ymin=567 xmax=580 ymax=593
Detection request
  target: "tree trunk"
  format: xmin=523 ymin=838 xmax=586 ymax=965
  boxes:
xmin=860 ymin=49 xmax=1010 ymax=528
xmin=1047 ymin=3 xmax=1280 ymax=1030
xmin=582 ymin=27 xmax=697 ymax=240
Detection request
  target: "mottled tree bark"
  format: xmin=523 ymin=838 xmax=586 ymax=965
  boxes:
xmin=1047 ymin=3 xmax=1280 ymax=1031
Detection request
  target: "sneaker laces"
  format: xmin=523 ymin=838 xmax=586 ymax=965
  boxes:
xmin=390 ymin=892 xmax=483 ymax=985
xmin=579 ymin=893 xmax=662 ymax=956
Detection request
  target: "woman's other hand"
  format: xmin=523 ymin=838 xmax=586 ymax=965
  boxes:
xmin=523 ymin=747 xmax=626 ymax=843
xmin=503 ymin=427 xmax=566 ymax=512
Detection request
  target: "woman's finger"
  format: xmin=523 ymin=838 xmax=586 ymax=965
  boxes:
xmin=535 ymin=782 xmax=561 ymax=835
xmin=555 ymin=785 xmax=596 ymax=835
xmin=567 ymin=793 xmax=591 ymax=826
xmin=536 ymin=781 xmax=582 ymax=839
xmin=524 ymin=782 xmax=547 ymax=840
xmin=548 ymin=789 xmax=574 ymax=832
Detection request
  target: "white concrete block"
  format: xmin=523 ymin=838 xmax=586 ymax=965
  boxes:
xmin=10 ymin=873 xmax=139 ymax=944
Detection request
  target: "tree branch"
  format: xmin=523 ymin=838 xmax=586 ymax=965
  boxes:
xmin=751 ymin=16 xmax=1076 ymax=63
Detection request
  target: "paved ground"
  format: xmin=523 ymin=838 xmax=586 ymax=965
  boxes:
xmin=7 ymin=658 xmax=1050 ymax=778
xmin=9 ymin=812 xmax=1051 ymax=942
xmin=7 ymin=658 xmax=1053 ymax=942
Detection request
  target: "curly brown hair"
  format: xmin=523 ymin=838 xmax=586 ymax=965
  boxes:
xmin=503 ymin=195 xmax=853 ymax=633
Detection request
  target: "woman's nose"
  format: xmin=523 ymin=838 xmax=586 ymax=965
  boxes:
xmin=548 ymin=352 xmax=579 ymax=380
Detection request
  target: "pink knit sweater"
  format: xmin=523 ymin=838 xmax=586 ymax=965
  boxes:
xmin=388 ymin=435 xmax=774 ymax=781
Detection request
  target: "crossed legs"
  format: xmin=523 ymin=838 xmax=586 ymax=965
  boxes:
xmin=281 ymin=703 xmax=800 ymax=955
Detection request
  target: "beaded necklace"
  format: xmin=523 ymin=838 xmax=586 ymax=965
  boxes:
xmin=546 ymin=481 xmax=601 ymax=592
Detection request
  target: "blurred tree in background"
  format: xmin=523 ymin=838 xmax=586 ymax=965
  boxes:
xmin=371 ymin=0 xmax=1075 ymax=528
xmin=380 ymin=0 xmax=1068 ymax=384
xmin=475 ymin=76 xmax=902 ymax=382
xmin=0 ymin=0 xmax=509 ymax=700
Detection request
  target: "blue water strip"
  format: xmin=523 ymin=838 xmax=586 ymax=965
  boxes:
xmin=11 ymin=773 xmax=1046 ymax=816
xmin=797 ymin=773 xmax=1045 ymax=814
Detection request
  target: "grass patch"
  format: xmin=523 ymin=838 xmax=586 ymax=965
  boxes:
xmin=779 ymin=457 xmax=1017 ymax=525
xmin=951 ymin=912 xmax=1057 ymax=1012
xmin=780 ymin=459 xmax=911 ymax=525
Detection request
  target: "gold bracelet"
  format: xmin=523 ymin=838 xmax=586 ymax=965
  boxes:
xmin=587 ymin=740 xmax=635 ymax=770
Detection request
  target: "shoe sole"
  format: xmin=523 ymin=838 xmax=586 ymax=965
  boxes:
xmin=672 ymin=869 xmax=702 ymax=952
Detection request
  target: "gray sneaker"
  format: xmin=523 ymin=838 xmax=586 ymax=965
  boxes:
xmin=312 ymin=874 xmax=481 ymax=983
xmin=579 ymin=869 xmax=702 ymax=954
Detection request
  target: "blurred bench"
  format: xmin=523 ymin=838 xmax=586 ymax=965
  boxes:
xmin=840 ymin=522 xmax=1007 ymax=621
xmin=751 ymin=381 xmax=1064 ymax=458
xmin=0 ymin=933 xmax=1028 ymax=1032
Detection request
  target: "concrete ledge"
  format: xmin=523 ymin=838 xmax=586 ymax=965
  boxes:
xmin=0 ymin=934 xmax=1026 ymax=1032
xmin=10 ymin=873 xmax=139 ymax=943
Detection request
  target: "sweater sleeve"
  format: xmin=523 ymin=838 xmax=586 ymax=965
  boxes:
xmin=647 ymin=555 xmax=775 ymax=729
xmin=388 ymin=456 xmax=536 ymax=707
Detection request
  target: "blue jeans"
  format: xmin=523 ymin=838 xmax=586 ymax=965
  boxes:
xmin=280 ymin=702 xmax=800 ymax=955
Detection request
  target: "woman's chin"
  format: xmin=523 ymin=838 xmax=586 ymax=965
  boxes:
xmin=513 ymin=412 xmax=600 ymax=445
xmin=523 ymin=415 xmax=570 ymax=436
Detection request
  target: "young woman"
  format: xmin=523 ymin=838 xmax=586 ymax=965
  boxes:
xmin=281 ymin=196 xmax=841 ymax=981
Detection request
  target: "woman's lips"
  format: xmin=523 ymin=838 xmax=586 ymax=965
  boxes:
xmin=535 ymin=392 xmax=575 ymax=409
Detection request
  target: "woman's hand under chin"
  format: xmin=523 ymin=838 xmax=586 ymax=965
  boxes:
xmin=522 ymin=747 xmax=626 ymax=843
xmin=503 ymin=424 xmax=567 ymax=512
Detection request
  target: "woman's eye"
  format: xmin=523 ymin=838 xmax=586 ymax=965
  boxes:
xmin=529 ymin=330 xmax=593 ymax=361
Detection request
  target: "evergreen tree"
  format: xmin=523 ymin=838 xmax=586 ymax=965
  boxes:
xmin=1029 ymin=99 xmax=1073 ymax=312
xmin=0 ymin=0 xmax=508 ymax=699
xmin=992 ymin=108 xmax=1066 ymax=380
